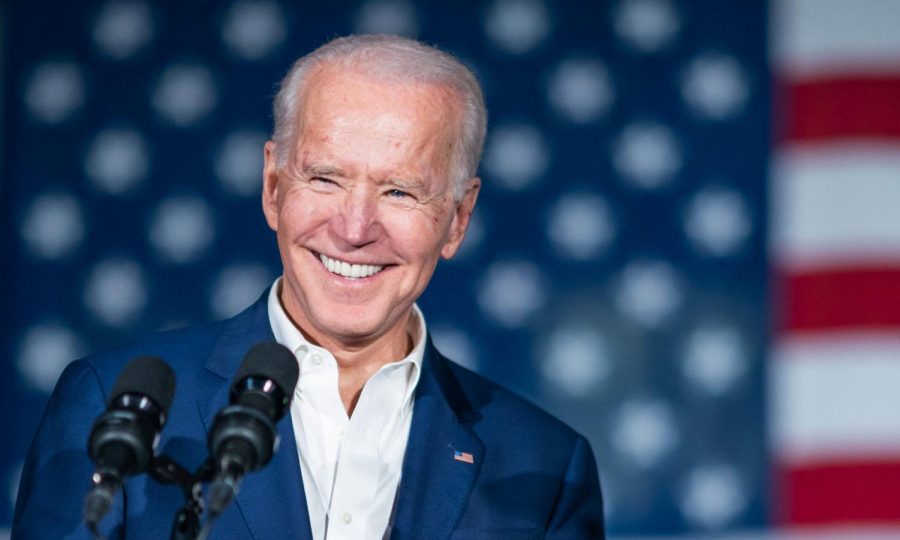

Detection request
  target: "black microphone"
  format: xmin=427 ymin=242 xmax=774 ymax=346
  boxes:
xmin=207 ymin=342 xmax=298 ymax=514
xmin=83 ymin=356 xmax=176 ymax=527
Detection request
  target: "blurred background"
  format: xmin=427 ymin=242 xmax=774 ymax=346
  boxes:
xmin=2 ymin=0 xmax=898 ymax=538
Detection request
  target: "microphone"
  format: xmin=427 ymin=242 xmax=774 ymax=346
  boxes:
xmin=207 ymin=342 xmax=298 ymax=514
xmin=83 ymin=356 xmax=176 ymax=527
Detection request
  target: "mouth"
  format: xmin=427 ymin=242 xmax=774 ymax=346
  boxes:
xmin=316 ymin=252 xmax=386 ymax=280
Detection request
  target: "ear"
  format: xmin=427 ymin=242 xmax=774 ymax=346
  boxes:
xmin=441 ymin=177 xmax=481 ymax=260
xmin=261 ymin=141 xmax=281 ymax=232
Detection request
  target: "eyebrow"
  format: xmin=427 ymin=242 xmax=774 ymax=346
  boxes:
xmin=299 ymin=162 xmax=436 ymax=194
xmin=380 ymin=176 xmax=429 ymax=193
xmin=302 ymin=163 xmax=346 ymax=178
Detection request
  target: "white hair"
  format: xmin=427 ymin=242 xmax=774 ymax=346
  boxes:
xmin=271 ymin=34 xmax=487 ymax=200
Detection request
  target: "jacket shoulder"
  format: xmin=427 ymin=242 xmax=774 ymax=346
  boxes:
xmin=441 ymin=354 xmax=582 ymax=447
xmin=79 ymin=320 xmax=229 ymax=388
xmin=81 ymin=290 xmax=272 ymax=384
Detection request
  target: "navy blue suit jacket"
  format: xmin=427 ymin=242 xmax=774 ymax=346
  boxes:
xmin=13 ymin=294 xmax=604 ymax=539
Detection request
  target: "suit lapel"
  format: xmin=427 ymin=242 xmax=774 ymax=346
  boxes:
xmin=197 ymin=298 xmax=483 ymax=539
xmin=198 ymin=293 xmax=313 ymax=540
xmin=391 ymin=339 xmax=484 ymax=540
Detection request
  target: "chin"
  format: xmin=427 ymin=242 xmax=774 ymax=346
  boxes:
xmin=309 ymin=303 xmax=394 ymax=342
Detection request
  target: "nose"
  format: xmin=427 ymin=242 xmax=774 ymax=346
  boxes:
xmin=329 ymin=185 xmax=383 ymax=248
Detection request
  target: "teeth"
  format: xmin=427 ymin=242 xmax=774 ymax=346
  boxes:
xmin=319 ymin=253 xmax=384 ymax=279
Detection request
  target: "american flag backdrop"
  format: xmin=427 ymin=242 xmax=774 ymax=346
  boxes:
xmin=1 ymin=0 xmax=897 ymax=538
xmin=770 ymin=0 xmax=900 ymax=536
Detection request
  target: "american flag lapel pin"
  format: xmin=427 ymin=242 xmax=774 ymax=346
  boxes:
xmin=453 ymin=450 xmax=475 ymax=464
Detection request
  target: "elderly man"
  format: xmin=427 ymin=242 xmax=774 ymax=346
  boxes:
xmin=14 ymin=35 xmax=604 ymax=539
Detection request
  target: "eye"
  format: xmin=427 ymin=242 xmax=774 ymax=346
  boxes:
xmin=387 ymin=188 xmax=410 ymax=199
xmin=309 ymin=176 xmax=341 ymax=191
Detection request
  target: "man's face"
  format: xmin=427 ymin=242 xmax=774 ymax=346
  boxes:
xmin=262 ymin=66 xmax=479 ymax=348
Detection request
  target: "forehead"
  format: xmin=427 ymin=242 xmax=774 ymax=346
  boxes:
xmin=297 ymin=65 xmax=461 ymax=140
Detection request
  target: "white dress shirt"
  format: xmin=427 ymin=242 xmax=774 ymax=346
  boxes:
xmin=267 ymin=280 xmax=425 ymax=540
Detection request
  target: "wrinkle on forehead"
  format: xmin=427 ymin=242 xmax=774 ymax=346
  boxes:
xmin=288 ymin=63 xmax=463 ymax=172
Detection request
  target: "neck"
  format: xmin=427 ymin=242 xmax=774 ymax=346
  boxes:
xmin=329 ymin=322 xmax=416 ymax=415
xmin=279 ymin=292 xmax=419 ymax=415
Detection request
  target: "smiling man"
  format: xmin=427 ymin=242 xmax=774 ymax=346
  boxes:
xmin=262 ymin=53 xmax=478 ymax=414
xmin=14 ymin=35 xmax=604 ymax=540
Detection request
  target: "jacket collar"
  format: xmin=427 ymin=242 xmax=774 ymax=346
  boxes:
xmin=198 ymin=290 xmax=313 ymax=540
xmin=389 ymin=337 xmax=484 ymax=539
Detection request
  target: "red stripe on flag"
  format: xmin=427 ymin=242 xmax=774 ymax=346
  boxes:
xmin=777 ymin=459 xmax=900 ymax=525
xmin=782 ymin=266 xmax=900 ymax=332
xmin=782 ymin=76 xmax=900 ymax=142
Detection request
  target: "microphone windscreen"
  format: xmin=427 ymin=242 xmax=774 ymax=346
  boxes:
xmin=234 ymin=342 xmax=299 ymax=395
xmin=109 ymin=356 xmax=177 ymax=413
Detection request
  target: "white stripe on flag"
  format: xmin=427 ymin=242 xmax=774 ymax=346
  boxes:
xmin=772 ymin=0 xmax=900 ymax=77
xmin=771 ymin=332 xmax=900 ymax=463
xmin=771 ymin=143 xmax=900 ymax=270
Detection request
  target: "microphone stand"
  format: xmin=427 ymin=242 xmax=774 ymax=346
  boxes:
xmin=148 ymin=456 xmax=215 ymax=540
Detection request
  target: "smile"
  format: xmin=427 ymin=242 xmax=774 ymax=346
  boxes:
xmin=319 ymin=253 xmax=385 ymax=279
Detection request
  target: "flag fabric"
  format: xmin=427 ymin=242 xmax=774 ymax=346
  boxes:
xmin=0 ymin=1 xmax=897 ymax=538
xmin=770 ymin=0 xmax=900 ymax=536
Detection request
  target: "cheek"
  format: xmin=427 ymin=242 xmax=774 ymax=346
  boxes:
xmin=279 ymin=193 xmax=333 ymax=238
xmin=383 ymin=210 xmax=451 ymax=259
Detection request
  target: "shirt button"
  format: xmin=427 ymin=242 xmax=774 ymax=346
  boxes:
xmin=342 ymin=512 xmax=352 ymax=524
xmin=311 ymin=354 xmax=322 ymax=366
xmin=337 ymin=426 xmax=345 ymax=437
